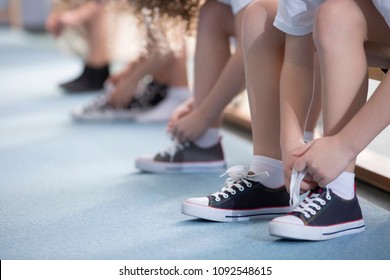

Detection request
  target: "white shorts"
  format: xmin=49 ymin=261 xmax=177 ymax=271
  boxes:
xmin=217 ymin=0 xmax=253 ymax=15
xmin=373 ymin=0 xmax=390 ymax=28
xmin=273 ymin=0 xmax=324 ymax=36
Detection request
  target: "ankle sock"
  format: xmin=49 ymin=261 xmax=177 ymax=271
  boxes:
xmin=168 ymin=86 xmax=191 ymax=100
xmin=194 ymin=128 xmax=220 ymax=148
xmin=250 ymin=155 xmax=284 ymax=189
xmin=326 ymin=172 xmax=355 ymax=200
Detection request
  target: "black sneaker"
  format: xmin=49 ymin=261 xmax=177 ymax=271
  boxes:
xmin=181 ymin=165 xmax=293 ymax=222
xmin=60 ymin=64 xmax=109 ymax=93
xmin=135 ymin=140 xmax=226 ymax=173
xmin=268 ymin=186 xmax=365 ymax=241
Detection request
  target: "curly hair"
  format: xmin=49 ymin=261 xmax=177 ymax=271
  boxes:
xmin=122 ymin=0 xmax=203 ymax=55
xmin=127 ymin=0 xmax=203 ymax=33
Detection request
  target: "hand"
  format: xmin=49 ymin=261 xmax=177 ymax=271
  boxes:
xmin=293 ymin=136 xmax=354 ymax=187
xmin=170 ymin=108 xmax=211 ymax=143
xmin=45 ymin=14 xmax=63 ymax=36
xmin=59 ymin=11 xmax=83 ymax=28
xmin=167 ymin=99 xmax=193 ymax=134
xmin=108 ymin=78 xmax=135 ymax=108
xmin=282 ymin=143 xmax=316 ymax=194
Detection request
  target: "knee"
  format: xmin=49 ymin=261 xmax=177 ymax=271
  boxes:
xmin=198 ymin=0 xmax=228 ymax=29
xmin=314 ymin=0 xmax=366 ymax=51
xmin=242 ymin=0 xmax=278 ymax=51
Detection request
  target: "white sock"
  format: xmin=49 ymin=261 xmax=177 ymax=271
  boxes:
xmin=304 ymin=130 xmax=314 ymax=143
xmin=326 ymin=172 xmax=355 ymax=200
xmin=135 ymin=86 xmax=190 ymax=123
xmin=250 ymin=155 xmax=284 ymax=189
xmin=167 ymin=86 xmax=191 ymax=101
xmin=194 ymin=128 xmax=220 ymax=148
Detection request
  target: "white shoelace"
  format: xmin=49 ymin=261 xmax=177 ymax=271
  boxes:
xmin=211 ymin=165 xmax=269 ymax=202
xmin=289 ymin=169 xmax=332 ymax=218
xmin=160 ymin=140 xmax=190 ymax=161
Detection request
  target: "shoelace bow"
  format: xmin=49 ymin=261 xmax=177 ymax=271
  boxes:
xmin=289 ymin=169 xmax=332 ymax=218
xmin=211 ymin=165 xmax=269 ymax=201
xmin=160 ymin=140 xmax=190 ymax=161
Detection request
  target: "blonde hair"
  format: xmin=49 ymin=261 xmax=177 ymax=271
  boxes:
xmin=126 ymin=0 xmax=204 ymax=55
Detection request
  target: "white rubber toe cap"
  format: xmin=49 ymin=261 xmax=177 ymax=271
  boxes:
xmin=272 ymin=214 xmax=304 ymax=225
xmin=185 ymin=197 xmax=209 ymax=206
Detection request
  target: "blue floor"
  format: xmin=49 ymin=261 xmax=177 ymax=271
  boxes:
xmin=0 ymin=28 xmax=389 ymax=260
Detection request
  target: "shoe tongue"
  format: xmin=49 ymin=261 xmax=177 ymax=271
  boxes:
xmin=309 ymin=186 xmax=323 ymax=196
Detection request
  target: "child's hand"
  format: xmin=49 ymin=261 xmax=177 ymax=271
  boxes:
xmin=170 ymin=109 xmax=210 ymax=143
xmin=108 ymin=79 xmax=134 ymax=108
xmin=293 ymin=136 xmax=354 ymax=187
xmin=282 ymin=144 xmax=316 ymax=194
xmin=167 ymin=99 xmax=193 ymax=134
xmin=45 ymin=14 xmax=63 ymax=36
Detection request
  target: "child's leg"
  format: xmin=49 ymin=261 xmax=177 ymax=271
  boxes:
xmin=180 ymin=0 xmax=292 ymax=222
xmin=192 ymin=0 xmax=236 ymax=124
xmin=242 ymin=0 xmax=288 ymax=189
xmin=268 ymin=0 xmax=390 ymax=241
xmin=60 ymin=4 xmax=109 ymax=92
xmin=168 ymin=0 xmax=247 ymax=143
xmin=313 ymin=0 xmax=390 ymax=173
xmin=315 ymin=0 xmax=371 ymax=198
xmin=243 ymin=0 xmax=284 ymax=160
xmin=83 ymin=4 xmax=109 ymax=67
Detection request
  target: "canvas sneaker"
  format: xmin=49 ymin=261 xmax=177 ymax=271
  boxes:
xmin=181 ymin=165 xmax=293 ymax=222
xmin=71 ymin=80 xmax=167 ymax=121
xmin=135 ymin=140 xmax=227 ymax=173
xmin=268 ymin=172 xmax=365 ymax=241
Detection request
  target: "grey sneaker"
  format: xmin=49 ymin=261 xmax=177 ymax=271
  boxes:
xmin=135 ymin=140 xmax=226 ymax=173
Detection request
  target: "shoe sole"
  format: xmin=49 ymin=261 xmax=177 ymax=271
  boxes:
xmin=181 ymin=201 xmax=293 ymax=222
xmin=268 ymin=219 xmax=365 ymax=241
xmin=135 ymin=158 xmax=227 ymax=173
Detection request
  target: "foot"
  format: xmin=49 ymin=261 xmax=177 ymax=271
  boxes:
xmin=135 ymin=140 xmax=226 ymax=173
xmin=71 ymin=80 xmax=168 ymax=121
xmin=181 ymin=165 xmax=293 ymax=222
xmin=268 ymin=186 xmax=365 ymax=241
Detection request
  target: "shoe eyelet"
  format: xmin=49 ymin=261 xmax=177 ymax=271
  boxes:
xmin=305 ymin=214 xmax=311 ymax=218
xmin=239 ymin=187 xmax=244 ymax=191
xmin=223 ymin=194 xmax=229 ymax=199
xmin=315 ymin=205 xmax=321 ymax=210
xmin=320 ymin=201 xmax=326 ymax=205
xmin=231 ymin=190 xmax=236 ymax=195
xmin=215 ymin=197 xmax=220 ymax=202
xmin=310 ymin=210 xmax=316 ymax=215
xmin=247 ymin=183 xmax=252 ymax=187
xmin=326 ymin=195 xmax=332 ymax=200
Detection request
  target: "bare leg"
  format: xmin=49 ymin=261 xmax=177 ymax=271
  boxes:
xmin=242 ymin=0 xmax=284 ymax=159
xmin=170 ymin=0 xmax=247 ymax=142
xmin=193 ymin=0 xmax=235 ymax=125
xmin=83 ymin=5 xmax=109 ymax=67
